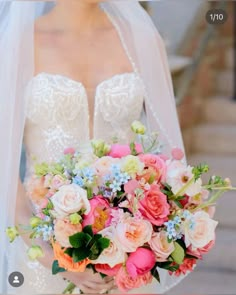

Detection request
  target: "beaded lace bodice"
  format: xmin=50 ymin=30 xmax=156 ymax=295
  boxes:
xmin=23 ymin=72 xmax=145 ymax=176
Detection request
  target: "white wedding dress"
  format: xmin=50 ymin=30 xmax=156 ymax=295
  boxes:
xmin=10 ymin=71 xmax=146 ymax=294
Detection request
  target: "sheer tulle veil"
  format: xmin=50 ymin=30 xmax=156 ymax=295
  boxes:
xmin=0 ymin=1 xmax=185 ymax=293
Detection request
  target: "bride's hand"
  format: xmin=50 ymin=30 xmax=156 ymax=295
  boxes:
xmin=63 ymin=268 xmax=116 ymax=294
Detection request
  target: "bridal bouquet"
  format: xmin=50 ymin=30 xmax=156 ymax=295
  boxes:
xmin=6 ymin=121 xmax=233 ymax=293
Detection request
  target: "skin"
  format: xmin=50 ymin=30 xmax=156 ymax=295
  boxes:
xmin=17 ymin=0 xmax=133 ymax=292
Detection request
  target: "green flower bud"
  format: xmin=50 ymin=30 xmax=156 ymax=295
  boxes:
xmin=27 ymin=245 xmax=44 ymax=260
xmin=69 ymin=213 xmax=81 ymax=225
xmin=91 ymin=140 xmax=111 ymax=157
xmin=131 ymin=120 xmax=146 ymax=135
xmin=6 ymin=227 xmax=19 ymax=243
xmin=30 ymin=217 xmax=42 ymax=229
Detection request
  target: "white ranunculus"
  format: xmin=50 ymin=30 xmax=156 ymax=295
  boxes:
xmin=184 ymin=211 xmax=218 ymax=249
xmin=51 ymin=184 xmax=90 ymax=218
xmin=92 ymin=226 xmax=126 ymax=268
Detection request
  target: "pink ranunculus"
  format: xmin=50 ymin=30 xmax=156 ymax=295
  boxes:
xmin=171 ymin=148 xmax=185 ymax=160
xmin=54 ymin=219 xmax=82 ymax=248
xmin=139 ymin=184 xmax=170 ymax=226
xmin=82 ymin=196 xmax=111 ymax=234
xmin=108 ymin=144 xmax=143 ymax=158
xmin=115 ymin=217 xmax=153 ymax=253
xmin=115 ymin=267 xmax=152 ymax=292
xmin=95 ymin=263 xmax=122 ymax=276
xmin=139 ymin=154 xmax=167 ymax=182
xmin=170 ymin=258 xmax=197 ymax=277
xmin=149 ymin=231 xmax=175 ymax=262
xmin=126 ymin=248 xmax=156 ymax=279
xmin=124 ymin=179 xmax=140 ymax=195
xmin=63 ymin=147 xmax=75 ymax=155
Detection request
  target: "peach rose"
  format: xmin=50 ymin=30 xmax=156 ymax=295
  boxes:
xmin=115 ymin=267 xmax=152 ymax=292
xmin=52 ymin=242 xmax=90 ymax=272
xmin=93 ymin=157 xmax=119 ymax=186
xmin=149 ymin=231 xmax=175 ymax=262
xmin=82 ymin=196 xmax=111 ymax=234
xmin=184 ymin=211 xmax=218 ymax=249
xmin=115 ymin=217 xmax=153 ymax=253
xmin=139 ymin=154 xmax=167 ymax=182
xmin=139 ymin=184 xmax=170 ymax=226
xmin=51 ymin=184 xmax=90 ymax=218
xmin=126 ymin=248 xmax=155 ymax=278
xmin=54 ymin=219 xmax=82 ymax=248
xmin=93 ymin=226 xmax=126 ymax=267
xmin=27 ymin=176 xmax=49 ymax=206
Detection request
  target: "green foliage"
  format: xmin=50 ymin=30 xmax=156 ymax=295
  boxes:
xmin=34 ymin=163 xmax=49 ymax=176
xmin=156 ymin=261 xmax=179 ymax=272
xmin=192 ymin=164 xmax=209 ymax=181
xmin=68 ymin=225 xmax=110 ymax=263
xmin=52 ymin=260 xmax=66 ymax=275
xmin=130 ymin=142 xmax=138 ymax=156
xmin=171 ymin=242 xmax=185 ymax=265
xmin=151 ymin=265 xmax=160 ymax=282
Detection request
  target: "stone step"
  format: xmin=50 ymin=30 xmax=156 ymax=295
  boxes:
xmin=203 ymin=96 xmax=236 ymax=124
xmin=169 ymin=268 xmax=236 ymax=294
xmin=216 ymin=70 xmax=234 ymax=96
xmin=190 ymin=124 xmax=236 ymax=155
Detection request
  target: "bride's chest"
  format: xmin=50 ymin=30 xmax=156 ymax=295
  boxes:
xmin=26 ymin=72 xmax=145 ymax=125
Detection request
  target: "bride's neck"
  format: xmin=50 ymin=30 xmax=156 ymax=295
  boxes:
xmin=50 ymin=0 xmax=107 ymax=32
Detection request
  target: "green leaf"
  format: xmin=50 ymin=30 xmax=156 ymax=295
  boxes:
xmin=83 ymin=225 xmax=94 ymax=237
xmin=72 ymin=248 xmax=90 ymax=262
xmin=87 ymin=187 xmax=93 ymax=199
xmin=52 ymin=260 xmax=66 ymax=275
xmin=97 ymin=237 xmax=110 ymax=251
xmin=151 ymin=266 xmax=160 ymax=283
xmin=64 ymin=248 xmax=73 ymax=257
xmin=171 ymin=242 xmax=185 ymax=265
xmin=174 ymin=200 xmax=183 ymax=208
xmin=69 ymin=232 xmax=91 ymax=248
xmin=156 ymin=261 xmax=179 ymax=272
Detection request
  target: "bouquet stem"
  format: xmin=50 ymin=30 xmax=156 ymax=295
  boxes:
xmin=63 ymin=282 xmax=76 ymax=294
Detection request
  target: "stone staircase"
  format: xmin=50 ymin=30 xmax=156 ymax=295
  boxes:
xmin=169 ymin=47 xmax=236 ymax=294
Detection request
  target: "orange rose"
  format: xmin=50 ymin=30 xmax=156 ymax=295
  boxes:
xmin=52 ymin=242 xmax=90 ymax=272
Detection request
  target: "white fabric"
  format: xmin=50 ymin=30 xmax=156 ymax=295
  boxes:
xmin=0 ymin=1 xmax=186 ymax=294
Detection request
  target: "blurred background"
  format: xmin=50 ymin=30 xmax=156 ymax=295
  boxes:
xmin=140 ymin=0 xmax=236 ymax=293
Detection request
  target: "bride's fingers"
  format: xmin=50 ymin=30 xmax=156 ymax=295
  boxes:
xmin=83 ymin=280 xmax=115 ymax=292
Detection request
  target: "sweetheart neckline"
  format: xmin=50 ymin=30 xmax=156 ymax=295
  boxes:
xmin=32 ymin=71 xmax=138 ymax=94
xmin=29 ymin=71 xmax=143 ymax=140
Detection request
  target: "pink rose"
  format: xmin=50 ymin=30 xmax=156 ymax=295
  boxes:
xmin=126 ymin=248 xmax=155 ymax=278
xmin=149 ymin=231 xmax=175 ymax=262
xmin=115 ymin=217 xmax=152 ymax=252
xmin=139 ymin=154 xmax=167 ymax=182
xmin=139 ymin=184 xmax=170 ymax=226
xmin=95 ymin=263 xmax=122 ymax=276
xmin=115 ymin=267 xmax=152 ymax=292
xmin=54 ymin=219 xmax=82 ymax=248
xmin=64 ymin=147 xmax=75 ymax=155
xmin=83 ymin=196 xmax=111 ymax=233
xmin=108 ymin=144 xmax=143 ymax=158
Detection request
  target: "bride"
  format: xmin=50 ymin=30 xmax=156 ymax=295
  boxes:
xmin=0 ymin=0 xmax=186 ymax=294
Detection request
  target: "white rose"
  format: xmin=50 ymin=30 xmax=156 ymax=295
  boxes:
xmin=184 ymin=211 xmax=218 ymax=249
xmin=51 ymin=184 xmax=90 ymax=218
xmin=92 ymin=226 xmax=126 ymax=268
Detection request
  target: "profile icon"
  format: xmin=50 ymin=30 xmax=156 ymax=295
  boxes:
xmin=8 ymin=272 xmax=24 ymax=287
